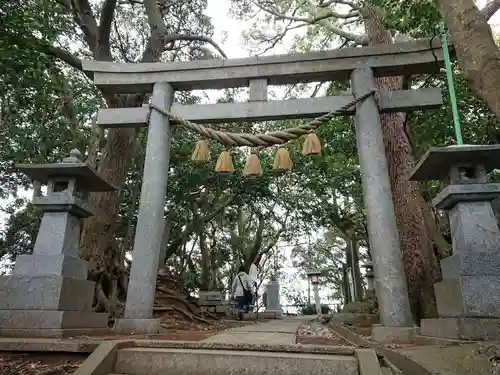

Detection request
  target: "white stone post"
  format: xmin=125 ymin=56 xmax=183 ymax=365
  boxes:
xmin=313 ymin=284 xmax=321 ymax=316
xmin=351 ymin=68 xmax=414 ymax=343
xmin=265 ymin=279 xmax=282 ymax=317
xmin=115 ymin=82 xmax=174 ymax=334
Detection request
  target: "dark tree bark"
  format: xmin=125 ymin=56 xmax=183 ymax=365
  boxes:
xmin=362 ymin=2 xmax=441 ymax=322
xmin=434 ymin=0 xmax=500 ymax=118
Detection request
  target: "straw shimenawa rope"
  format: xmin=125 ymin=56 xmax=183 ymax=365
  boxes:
xmin=148 ymin=90 xmax=376 ymax=148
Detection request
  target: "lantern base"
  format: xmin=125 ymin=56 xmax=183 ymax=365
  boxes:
xmin=113 ymin=318 xmax=161 ymax=334
xmin=371 ymin=324 xmax=417 ymax=344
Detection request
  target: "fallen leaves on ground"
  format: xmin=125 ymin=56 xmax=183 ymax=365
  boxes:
xmin=0 ymin=355 xmax=84 ymax=375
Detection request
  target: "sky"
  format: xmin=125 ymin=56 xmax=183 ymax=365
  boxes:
xmin=2 ymin=0 xmax=500 ymax=309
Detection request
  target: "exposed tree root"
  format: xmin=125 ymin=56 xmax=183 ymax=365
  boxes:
xmin=87 ymin=262 xmax=226 ymax=328
xmin=204 ymin=310 xmax=220 ymax=320
xmin=155 ymin=304 xmax=211 ymax=324
xmin=153 ymin=272 xmax=226 ymax=328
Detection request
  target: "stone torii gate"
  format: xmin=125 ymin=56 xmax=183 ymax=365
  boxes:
xmin=82 ymin=39 xmax=446 ymax=342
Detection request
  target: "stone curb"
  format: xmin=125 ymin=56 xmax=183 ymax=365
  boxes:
xmin=355 ymin=348 xmax=383 ymax=375
xmin=73 ymin=340 xmax=134 ymax=375
xmin=414 ymin=334 xmax=478 ymax=346
xmin=329 ymin=323 xmax=436 ymax=375
xmin=0 ymin=337 xmax=355 ymax=355
xmin=381 ymin=358 xmax=403 ymax=375
xmin=0 ymin=338 xmax=98 ymax=352
xmin=134 ymin=340 xmax=356 ymax=355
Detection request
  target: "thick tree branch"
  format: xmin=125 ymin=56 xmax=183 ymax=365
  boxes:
xmin=140 ymin=0 xmax=168 ymax=62
xmin=256 ymin=0 xmax=357 ymax=20
xmin=141 ymin=33 xmax=228 ymax=62
xmin=251 ymin=0 xmax=366 ymax=45
xmin=98 ymin=0 xmax=117 ymax=55
xmin=435 ymin=0 xmax=500 ymax=118
xmin=56 ymin=0 xmax=99 ymax=55
xmin=250 ymin=213 xmax=266 ymax=256
xmin=43 ymin=45 xmax=94 ymax=79
xmin=257 ymin=18 xmax=306 ymax=55
xmin=482 ymin=0 xmax=500 ymax=20
xmin=113 ymin=20 xmax=133 ymax=62
xmin=165 ymin=194 xmax=235 ymax=259
xmin=72 ymin=0 xmax=99 ymax=53
xmin=319 ymin=0 xmax=362 ymax=11
xmin=253 ymin=228 xmax=284 ymax=266
xmin=143 ymin=0 xmax=166 ymax=31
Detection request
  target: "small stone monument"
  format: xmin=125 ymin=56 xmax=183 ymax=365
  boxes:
xmin=0 ymin=149 xmax=117 ymax=337
xmin=409 ymin=144 xmax=500 ymax=340
xmin=264 ymin=276 xmax=282 ymax=317
xmin=362 ymin=261 xmax=376 ymax=299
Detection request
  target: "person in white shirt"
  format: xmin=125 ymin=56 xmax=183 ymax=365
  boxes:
xmin=232 ymin=266 xmax=254 ymax=320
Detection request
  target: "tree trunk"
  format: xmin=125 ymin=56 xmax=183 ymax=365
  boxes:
xmin=79 ymin=124 xmax=136 ymax=268
xmin=32 ymin=181 xmax=42 ymax=200
xmin=55 ymin=0 xmax=171 ymax=319
xmin=198 ymin=226 xmax=210 ymax=291
xmin=342 ymin=263 xmax=351 ymax=304
xmin=349 ymin=238 xmax=363 ymax=301
xmin=158 ymin=219 xmax=171 ymax=270
xmin=78 ymin=98 xmax=138 ymax=315
xmin=434 ymin=0 xmax=500 ymax=118
xmin=362 ymin=3 xmax=441 ymax=322
xmin=210 ymin=248 xmax=217 ymax=290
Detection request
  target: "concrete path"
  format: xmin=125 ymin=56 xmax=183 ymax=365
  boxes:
xmin=202 ymin=316 xmax=313 ymax=345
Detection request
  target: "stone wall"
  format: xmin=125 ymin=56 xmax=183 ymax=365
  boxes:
xmin=198 ymin=291 xmax=232 ymax=314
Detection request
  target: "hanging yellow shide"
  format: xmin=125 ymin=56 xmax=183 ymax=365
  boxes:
xmin=215 ymin=151 xmax=234 ymax=174
xmin=273 ymin=146 xmax=292 ymax=173
xmin=191 ymin=139 xmax=211 ymax=163
xmin=243 ymin=149 xmax=262 ymax=178
xmin=302 ymin=129 xmax=321 ymax=156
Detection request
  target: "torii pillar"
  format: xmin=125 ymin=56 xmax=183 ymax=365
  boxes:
xmin=114 ymin=82 xmax=174 ymax=334
xmin=351 ymin=68 xmax=415 ymax=343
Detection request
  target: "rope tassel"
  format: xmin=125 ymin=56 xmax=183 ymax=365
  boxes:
xmin=191 ymin=139 xmax=211 ymax=163
xmin=243 ymin=149 xmax=262 ymax=178
xmin=215 ymin=151 xmax=234 ymax=174
xmin=302 ymin=130 xmax=321 ymax=156
xmin=273 ymin=147 xmax=292 ymax=173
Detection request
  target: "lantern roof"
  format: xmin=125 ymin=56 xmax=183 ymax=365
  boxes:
xmin=15 ymin=149 xmax=118 ymax=192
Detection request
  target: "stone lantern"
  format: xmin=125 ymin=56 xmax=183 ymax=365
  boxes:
xmin=409 ymin=144 xmax=500 ymax=340
xmin=306 ymin=270 xmax=322 ymax=315
xmin=0 ymin=149 xmax=117 ymax=337
xmin=361 ymin=261 xmax=375 ymax=298
xmin=307 ymin=270 xmax=321 ymax=285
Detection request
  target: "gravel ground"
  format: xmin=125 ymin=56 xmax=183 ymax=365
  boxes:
xmin=296 ymin=321 xmax=355 ymax=346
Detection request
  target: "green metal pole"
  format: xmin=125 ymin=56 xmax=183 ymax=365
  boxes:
xmin=438 ymin=23 xmax=463 ymax=145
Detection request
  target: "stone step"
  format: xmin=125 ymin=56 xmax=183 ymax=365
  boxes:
xmin=241 ymin=311 xmax=281 ymax=320
xmin=113 ymin=347 xmax=358 ymax=375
